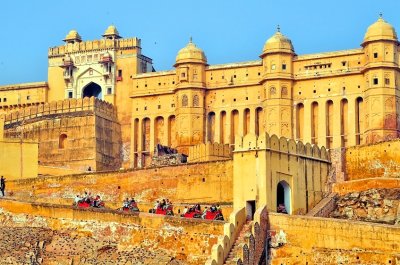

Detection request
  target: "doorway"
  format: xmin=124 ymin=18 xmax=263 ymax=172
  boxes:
xmin=246 ymin=200 xmax=256 ymax=220
xmin=277 ymin=180 xmax=291 ymax=214
xmin=82 ymin=82 xmax=102 ymax=98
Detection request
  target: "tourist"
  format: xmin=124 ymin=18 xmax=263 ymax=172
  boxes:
xmin=74 ymin=195 xmax=81 ymax=205
xmin=154 ymin=200 xmax=160 ymax=210
xmin=182 ymin=206 xmax=188 ymax=215
xmin=123 ymin=198 xmax=129 ymax=208
xmin=202 ymin=206 xmax=208 ymax=219
xmin=0 ymin=176 xmax=5 ymax=197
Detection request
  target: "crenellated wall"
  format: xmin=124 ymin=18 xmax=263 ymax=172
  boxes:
xmin=3 ymin=97 xmax=121 ymax=172
xmin=48 ymin=38 xmax=141 ymax=57
xmin=234 ymin=133 xmax=330 ymax=215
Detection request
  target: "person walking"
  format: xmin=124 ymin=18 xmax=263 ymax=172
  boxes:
xmin=0 ymin=176 xmax=5 ymax=197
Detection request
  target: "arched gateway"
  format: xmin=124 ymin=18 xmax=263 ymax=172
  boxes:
xmin=277 ymin=180 xmax=291 ymax=214
xmin=82 ymin=82 xmax=102 ymax=98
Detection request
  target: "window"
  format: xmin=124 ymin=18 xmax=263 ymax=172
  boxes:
xmin=107 ymin=87 xmax=112 ymax=94
xmin=385 ymin=78 xmax=390 ymax=85
xmin=342 ymin=61 xmax=346 ymax=66
xmin=271 ymin=64 xmax=276 ymax=70
xmin=171 ymin=103 xmax=175 ymax=108
xmin=282 ymin=64 xmax=287 ymax=70
xmin=118 ymin=69 xmax=122 ymax=77
xmin=68 ymin=91 xmax=73 ymax=98
xmin=181 ymin=72 xmax=186 ymax=78
xmin=26 ymin=96 xmax=30 ymax=100
xmin=373 ymin=52 xmax=378 ymax=58
xmin=158 ymin=105 xmax=161 ymax=109
xmin=182 ymin=95 xmax=188 ymax=107
xmin=373 ymin=78 xmax=379 ymax=85
xmin=3 ymin=98 xmax=6 ymax=102
xmin=193 ymin=95 xmax=199 ymax=107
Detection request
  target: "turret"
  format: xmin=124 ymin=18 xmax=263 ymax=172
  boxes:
xmin=102 ymin=25 xmax=122 ymax=40
xmin=173 ymin=38 xmax=207 ymax=154
xmin=260 ymin=27 xmax=295 ymax=138
xmin=362 ymin=15 xmax=400 ymax=143
xmin=63 ymin=30 xmax=82 ymax=44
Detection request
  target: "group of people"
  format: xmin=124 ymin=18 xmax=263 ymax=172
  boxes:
xmin=182 ymin=203 xmax=221 ymax=219
xmin=0 ymin=176 xmax=5 ymax=197
xmin=122 ymin=197 xmax=139 ymax=211
xmin=74 ymin=191 xmax=104 ymax=208
xmin=153 ymin=198 xmax=173 ymax=211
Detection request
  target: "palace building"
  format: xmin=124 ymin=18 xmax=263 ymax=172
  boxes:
xmin=0 ymin=16 xmax=399 ymax=170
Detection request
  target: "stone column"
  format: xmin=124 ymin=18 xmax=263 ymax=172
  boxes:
xmin=149 ymin=117 xmax=155 ymax=155
xmin=317 ymin=100 xmax=327 ymax=148
xmin=347 ymin=96 xmax=357 ymax=147
xmin=333 ymin=99 xmax=342 ymax=148
xmin=303 ymin=102 xmax=312 ymax=144
xmin=214 ymin=111 xmax=221 ymax=143
xmin=250 ymin=108 xmax=256 ymax=134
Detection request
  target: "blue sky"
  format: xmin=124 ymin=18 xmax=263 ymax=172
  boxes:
xmin=0 ymin=0 xmax=399 ymax=85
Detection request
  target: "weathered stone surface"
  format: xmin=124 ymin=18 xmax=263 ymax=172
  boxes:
xmin=331 ymin=188 xmax=400 ymax=224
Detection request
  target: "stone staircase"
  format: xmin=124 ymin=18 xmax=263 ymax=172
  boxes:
xmin=224 ymin=220 xmax=253 ymax=264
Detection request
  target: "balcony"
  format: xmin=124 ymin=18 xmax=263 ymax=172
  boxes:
xmin=116 ymin=76 xmax=123 ymax=82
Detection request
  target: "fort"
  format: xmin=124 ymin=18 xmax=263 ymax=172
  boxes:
xmin=0 ymin=17 xmax=399 ymax=264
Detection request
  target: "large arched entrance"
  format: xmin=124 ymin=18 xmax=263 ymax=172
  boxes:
xmin=277 ymin=180 xmax=291 ymax=214
xmin=82 ymin=82 xmax=102 ymax=98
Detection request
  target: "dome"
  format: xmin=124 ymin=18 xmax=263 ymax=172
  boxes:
xmin=175 ymin=38 xmax=207 ymax=66
xmin=261 ymin=27 xmax=294 ymax=56
xmin=63 ymin=30 xmax=82 ymax=43
xmin=363 ymin=16 xmax=397 ymax=43
xmin=103 ymin=25 xmax=121 ymax=39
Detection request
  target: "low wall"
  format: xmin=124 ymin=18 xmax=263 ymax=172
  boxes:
xmin=189 ymin=142 xmax=232 ymax=163
xmin=0 ymin=199 xmax=225 ymax=264
xmin=345 ymin=139 xmax=400 ymax=180
xmin=306 ymin=193 xmax=337 ymax=217
xmin=206 ymin=205 xmax=268 ymax=265
xmin=7 ymin=160 xmax=233 ymax=207
xmin=268 ymin=213 xmax=400 ymax=264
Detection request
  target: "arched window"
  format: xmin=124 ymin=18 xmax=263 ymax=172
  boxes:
xmin=269 ymin=87 xmax=276 ymax=97
xmin=281 ymin=87 xmax=288 ymax=97
xmin=193 ymin=95 xmax=199 ymax=107
xmin=59 ymin=134 xmax=67 ymax=149
xmin=182 ymin=95 xmax=188 ymax=107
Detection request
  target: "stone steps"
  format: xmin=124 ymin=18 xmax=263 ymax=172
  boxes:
xmin=224 ymin=220 xmax=252 ymax=264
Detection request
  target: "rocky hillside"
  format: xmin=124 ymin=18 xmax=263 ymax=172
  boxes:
xmin=331 ymin=188 xmax=400 ymax=224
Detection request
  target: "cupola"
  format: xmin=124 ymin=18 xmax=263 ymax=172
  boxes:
xmin=175 ymin=38 xmax=207 ymax=66
xmin=103 ymin=25 xmax=122 ymax=40
xmin=261 ymin=26 xmax=294 ymax=57
xmin=363 ymin=14 xmax=398 ymax=44
xmin=63 ymin=30 xmax=82 ymax=44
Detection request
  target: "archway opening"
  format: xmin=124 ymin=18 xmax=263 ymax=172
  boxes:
xmin=59 ymin=134 xmax=67 ymax=149
xmin=277 ymin=181 xmax=291 ymax=214
xmin=82 ymin=82 xmax=102 ymax=98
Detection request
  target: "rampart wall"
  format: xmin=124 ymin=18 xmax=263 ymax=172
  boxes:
xmin=0 ymin=199 xmax=224 ymax=264
xmin=268 ymin=213 xmax=400 ymax=264
xmin=3 ymin=97 xmax=121 ymax=172
xmin=7 ymin=160 xmax=233 ymax=209
xmin=345 ymin=139 xmax=400 ymax=180
xmin=189 ymin=142 xmax=232 ymax=163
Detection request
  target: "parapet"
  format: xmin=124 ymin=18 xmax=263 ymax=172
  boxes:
xmin=189 ymin=142 xmax=232 ymax=163
xmin=48 ymin=38 xmax=141 ymax=57
xmin=4 ymin=97 xmax=117 ymax=126
xmin=234 ymin=132 xmax=329 ymax=162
